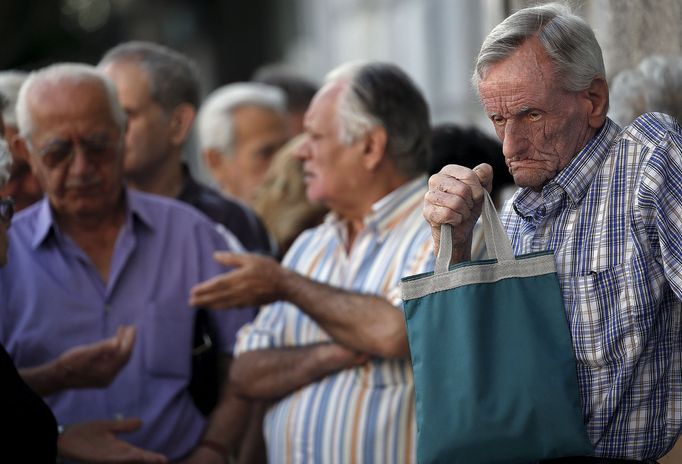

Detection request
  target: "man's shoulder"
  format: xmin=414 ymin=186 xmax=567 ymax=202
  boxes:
xmin=621 ymin=112 xmax=682 ymax=146
xmin=132 ymin=189 xmax=211 ymax=218
xmin=7 ymin=199 xmax=46 ymax=242
xmin=178 ymin=180 xmax=273 ymax=254
xmin=130 ymin=189 xmax=221 ymax=234
xmin=181 ymin=181 xmax=256 ymax=222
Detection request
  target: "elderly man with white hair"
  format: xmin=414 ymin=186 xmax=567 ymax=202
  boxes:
xmin=0 ymin=71 xmax=43 ymax=211
xmin=0 ymin=93 xmax=166 ymax=463
xmin=190 ymin=61 xmax=435 ymax=463
xmin=197 ymin=82 xmax=290 ymax=204
xmin=0 ymin=63 xmax=256 ymax=461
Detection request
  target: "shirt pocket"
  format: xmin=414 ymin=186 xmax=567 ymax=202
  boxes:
xmin=567 ymin=263 xmax=639 ymax=368
xmin=143 ymin=298 xmax=193 ymax=379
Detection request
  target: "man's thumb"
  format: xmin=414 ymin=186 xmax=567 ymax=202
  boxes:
xmin=107 ymin=417 xmax=144 ymax=433
xmin=472 ymin=163 xmax=494 ymax=192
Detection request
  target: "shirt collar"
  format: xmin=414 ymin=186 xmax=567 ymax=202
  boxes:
xmin=513 ymin=118 xmax=620 ymax=220
xmin=324 ymin=175 xmax=427 ymax=243
xmin=31 ymin=187 xmax=154 ymax=249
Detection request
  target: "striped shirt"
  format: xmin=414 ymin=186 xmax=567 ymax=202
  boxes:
xmin=500 ymin=113 xmax=682 ymax=459
xmin=235 ymin=176 xmax=434 ymax=464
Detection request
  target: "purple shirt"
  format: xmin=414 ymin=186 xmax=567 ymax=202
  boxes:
xmin=0 ymin=190 xmax=256 ymax=460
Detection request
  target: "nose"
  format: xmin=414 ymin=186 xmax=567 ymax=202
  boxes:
xmin=502 ymin=120 xmax=528 ymax=161
xmin=294 ymin=135 xmax=311 ymax=161
xmin=68 ymin=144 xmax=95 ymax=176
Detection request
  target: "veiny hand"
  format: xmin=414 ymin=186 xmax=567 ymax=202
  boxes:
xmin=57 ymin=418 xmax=168 ymax=464
xmin=58 ymin=325 xmax=136 ymax=389
xmin=423 ymin=163 xmax=493 ymax=259
xmin=190 ymin=252 xmax=287 ymax=310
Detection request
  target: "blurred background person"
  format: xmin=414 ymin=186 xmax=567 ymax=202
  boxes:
xmin=252 ymin=134 xmax=328 ymax=259
xmin=98 ymin=41 xmax=273 ymax=256
xmin=609 ymin=54 xmax=682 ymax=126
xmin=250 ymin=67 xmax=323 ymax=258
xmin=0 ymin=71 xmax=43 ymax=211
xmin=197 ymin=82 xmax=290 ymax=205
xmin=0 ymin=97 xmax=167 ymax=464
xmin=1 ymin=63 xmax=255 ymax=461
xmin=252 ymin=65 xmax=319 ymax=136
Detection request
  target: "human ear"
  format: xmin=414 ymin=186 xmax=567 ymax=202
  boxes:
xmin=169 ymin=104 xmax=196 ymax=146
xmin=203 ymin=148 xmax=224 ymax=174
xmin=361 ymin=126 xmax=388 ymax=171
xmin=585 ymin=77 xmax=609 ymax=129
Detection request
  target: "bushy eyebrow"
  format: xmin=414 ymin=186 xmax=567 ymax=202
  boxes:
xmin=489 ymin=106 xmax=538 ymax=119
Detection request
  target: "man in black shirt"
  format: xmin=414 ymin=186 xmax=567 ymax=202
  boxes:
xmin=99 ymin=41 xmax=274 ymax=255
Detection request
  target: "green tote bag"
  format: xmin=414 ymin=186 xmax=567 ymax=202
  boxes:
xmin=401 ymin=192 xmax=592 ymax=464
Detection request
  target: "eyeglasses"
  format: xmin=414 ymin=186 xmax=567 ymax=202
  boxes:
xmin=0 ymin=197 xmax=14 ymax=225
xmin=32 ymin=134 xmax=121 ymax=168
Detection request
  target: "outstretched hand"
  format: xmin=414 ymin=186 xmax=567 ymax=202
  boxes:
xmin=58 ymin=325 xmax=137 ymax=389
xmin=190 ymin=252 xmax=288 ymax=310
xmin=423 ymin=163 xmax=493 ymax=260
xmin=58 ymin=418 xmax=168 ymax=463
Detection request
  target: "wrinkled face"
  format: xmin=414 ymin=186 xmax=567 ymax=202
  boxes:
xmin=296 ymin=82 xmax=365 ymax=209
xmin=478 ymin=38 xmax=594 ymax=190
xmin=100 ymin=60 xmax=173 ymax=182
xmin=217 ymin=105 xmax=289 ymax=203
xmin=0 ymin=124 xmax=43 ymax=211
xmin=23 ymin=79 xmax=124 ymax=219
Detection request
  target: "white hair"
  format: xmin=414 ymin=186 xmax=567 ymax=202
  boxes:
xmin=16 ymin=63 xmax=127 ymax=138
xmin=196 ymin=82 xmax=286 ymax=154
xmin=473 ymin=2 xmax=604 ymax=94
xmin=0 ymin=71 xmax=28 ymax=127
xmin=0 ymin=138 xmax=11 ymax=187
xmin=324 ymin=61 xmax=431 ymax=177
xmin=324 ymin=60 xmax=382 ymax=146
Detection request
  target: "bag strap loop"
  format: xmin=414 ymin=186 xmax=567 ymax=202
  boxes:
xmin=435 ymin=190 xmax=514 ymax=274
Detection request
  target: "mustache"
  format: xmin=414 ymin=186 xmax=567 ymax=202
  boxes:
xmin=65 ymin=175 xmax=102 ymax=189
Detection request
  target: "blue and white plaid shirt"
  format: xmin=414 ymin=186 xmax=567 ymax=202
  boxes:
xmin=501 ymin=113 xmax=682 ymax=459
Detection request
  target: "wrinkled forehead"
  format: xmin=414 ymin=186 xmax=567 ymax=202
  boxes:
xmin=304 ymin=82 xmax=345 ymax=126
xmin=478 ymin=40 xmax=558 ymax=112
xmin=28 ymin=80 xmax=119 ymax=135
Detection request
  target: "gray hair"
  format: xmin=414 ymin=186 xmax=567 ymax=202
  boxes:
xmin=16 ymin=63 xmax=127 ymax=139
xmin=325 ymin=61 xmax=431 ymax=177
xmin=196 ymin=82 xmax=286 ymax=154
xmin=473 ymin=2 xmax=605 ymax=93
xmin=609 ymin=55 xmax=682 ymax=126
xmin=0 ymin=71 xmax=28 ymax=127
xmin=99 ymin=41 xmax=201 ymax=112
xmin=0 ymin=138 xmax=11 ymax=187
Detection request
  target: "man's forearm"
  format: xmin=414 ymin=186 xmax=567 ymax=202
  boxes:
xmin=201 ymin=389 xmax=252 ymax=449
xmin=278 ymin=268 xmax=409 ymax=358
xmin=20 ymin=360 xmax=67 ymax=396
xmin=230 ymin=343 xmax=366 ymax=400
